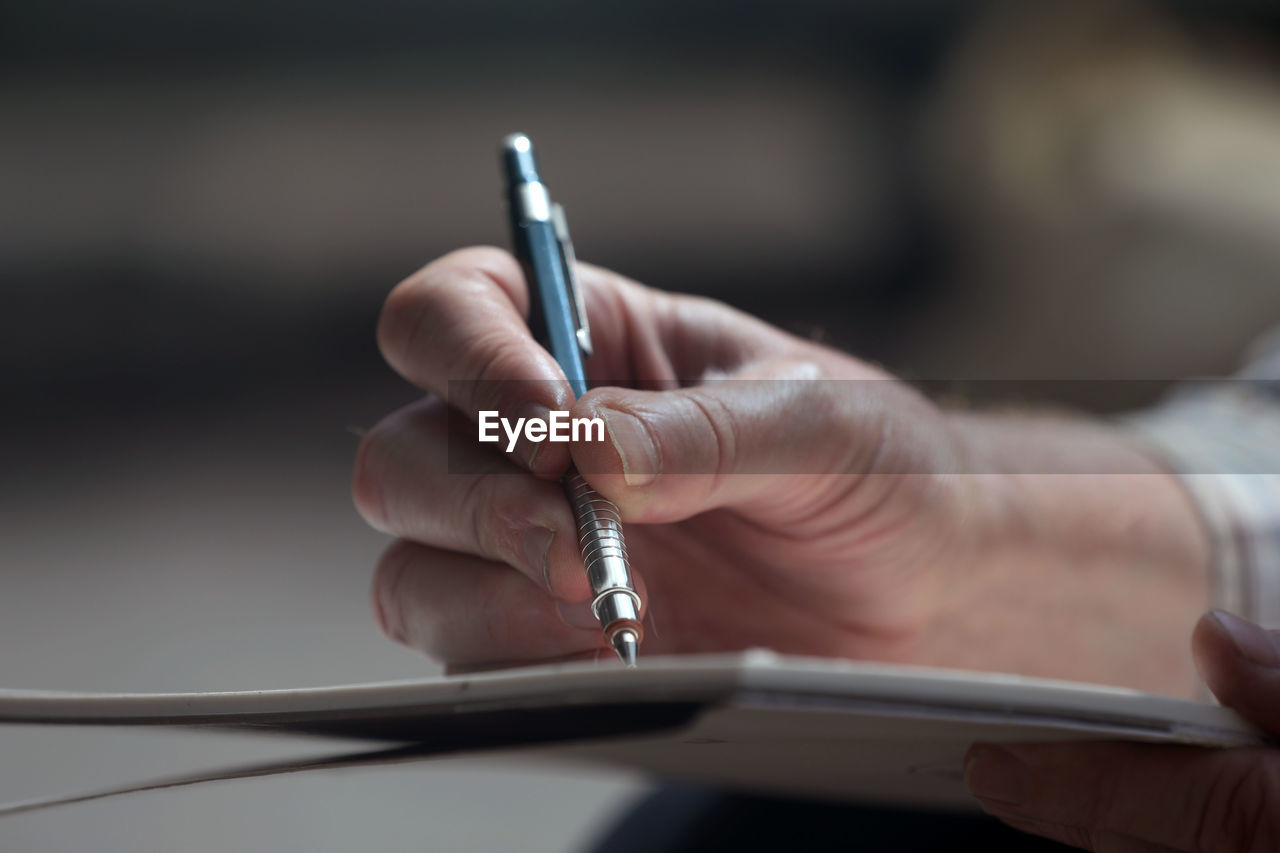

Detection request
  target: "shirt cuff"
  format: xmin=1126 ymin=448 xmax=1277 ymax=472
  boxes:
xmin=1126 ymin=390 xmax=1280 ymax=630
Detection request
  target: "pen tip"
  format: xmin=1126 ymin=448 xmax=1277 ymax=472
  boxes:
xmin=611 ymin=628 xmax=639 ymax=668
xmin=501 ymin=133 xmax=541 ymax=184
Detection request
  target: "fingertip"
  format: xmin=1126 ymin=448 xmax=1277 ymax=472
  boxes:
xmin=1194 ymin=610 xmax=1280 ymax=733
xmin=371 ymin=540 xmax=416 ymax=645
xmin=1194 ymin=610 xmax=1264 ymax=698
xmin=1192 ymin=611 xmax=1235 ymax=688
xmin=1206 ymin=609 xmax=1280 ymax=667
xmin=570 ymin=388 xmax=731 ymax=525
xmin=569 ymin=394 xmax=657 ymax=514
xmin=370 ymin=574 xmax=396 ymax=642
xmin=1196 ymin=613 xmax=1266 ymax=718
xmin=573 ymin=393 xmax=659 ymax=477
xmin=351 ymin=427 xmax=388 ymax=533
xmin=377 ymin=273 xmax=427 ymax=375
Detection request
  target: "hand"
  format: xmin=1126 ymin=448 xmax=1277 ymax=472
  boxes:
xmin=354 ymin=247 xmax=1210 ymax=692
xmin=965 ymin=610 xmax=1280 ymax=852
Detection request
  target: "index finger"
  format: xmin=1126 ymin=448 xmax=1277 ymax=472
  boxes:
xmin=377 ymin=247 xmax=574 ymax=475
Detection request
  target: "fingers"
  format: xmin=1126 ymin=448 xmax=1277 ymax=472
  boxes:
xmin=356 ymin=397 xmax=653 ymax=667
xmin=377 ymin=247 xmax=574 ymax=475
xmin=376 ymin=248 xmax=801 ymax=477
xmin=352 ymin=396 xmax=591 ymax=602
xmin=569 ymin=359 xmax=945 ymax=524
xmin=1192 ymin=609 xmax=1280 ymax=733
xmin=963 ymin=611 xmax=1280 ymax=852
xmin=571 ymin=261 xmax=795 ymax=385
xmin=372 ymin=540 xmax=602 ymax=668
xmin=963 ymin=741 xmax=1280 ymax=852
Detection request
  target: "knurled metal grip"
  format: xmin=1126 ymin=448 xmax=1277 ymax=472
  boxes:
xmin=565 ymin=472 xmax=643 ymax=642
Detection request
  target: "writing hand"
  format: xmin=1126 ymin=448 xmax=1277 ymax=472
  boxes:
xmin=355 ymin=248 xmax=1209 ymax=694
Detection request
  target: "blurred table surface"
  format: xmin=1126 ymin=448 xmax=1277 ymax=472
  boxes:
xmin=0 ymin=380 xmax=647 ymax=853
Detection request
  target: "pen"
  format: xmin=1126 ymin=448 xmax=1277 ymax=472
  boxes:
xmin=500 ymin=133 xmax=643 ymax=667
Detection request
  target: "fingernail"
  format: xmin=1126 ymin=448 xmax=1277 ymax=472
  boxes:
xmin=1211 ymin=609 xmax=1280 ymax=668
xmin=521 ymin=526 xmax=556 ymax=586
xmin=555 ymin=599 xmax=600 ymax=630
xmin=965 ymin=746 xmax=1028 ymax=807
xmin=600 ymin=407 xmax=660 ymax=487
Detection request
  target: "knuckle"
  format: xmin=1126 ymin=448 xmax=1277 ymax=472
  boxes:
xmin=462 ymin=328 xmax=523 ymax=384
xmin=453 ymin=476 xmax=503 ymax=560
xmin=580 ymin=261 xmax=641 ymax=303
xmin=441 ymin=245 xmax=519 ymax=278
xmin=468 ymin=479 xmax=529 ymax=570
xmin=437 ymin=248 xmax=525 ymax=321
xmin=683 ymin=388 xmax=738 ymax=477
xmin=489 ymin=505 xmax=528 ymax=571
xmin=454 ymin=476 xmax=488 ymax=555
xmin=672 ymin=291 xmax=734 ymax=324
xmin=436 ymin=244 xmax=509 ymax=267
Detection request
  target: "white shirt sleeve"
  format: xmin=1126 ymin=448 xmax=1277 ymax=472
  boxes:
xmin=1128 ymin=329 xmax=1280 ymax=628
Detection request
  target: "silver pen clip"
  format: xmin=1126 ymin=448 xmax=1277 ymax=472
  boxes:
xmin=551 ymin=202 xmax=593 ymax=358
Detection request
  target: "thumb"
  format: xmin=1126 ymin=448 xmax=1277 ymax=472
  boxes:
xmin=1194 ymin=609 xmax=1280 ymax=734
xmin=568 ymin=360 xmax=946 ymax=524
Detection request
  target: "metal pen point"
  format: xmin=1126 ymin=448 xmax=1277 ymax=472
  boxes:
xmin=611 ymin=628 xmax=639 ymax=668
xmin=501 ymin=133 xmax=643 ymax=668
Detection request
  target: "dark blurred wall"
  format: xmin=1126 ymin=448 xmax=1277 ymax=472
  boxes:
xmin=4 ymin=0 xmax=1280 ymax=437
xmin=1 ymin=1 xmax=974 ymax=433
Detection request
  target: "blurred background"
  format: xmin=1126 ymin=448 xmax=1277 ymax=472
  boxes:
xmin=3 ymin=0 xmax=1280 ymax=849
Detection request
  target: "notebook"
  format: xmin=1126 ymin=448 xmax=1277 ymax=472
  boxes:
xmin=0 ymin=650 xmax=1265 ymax=816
